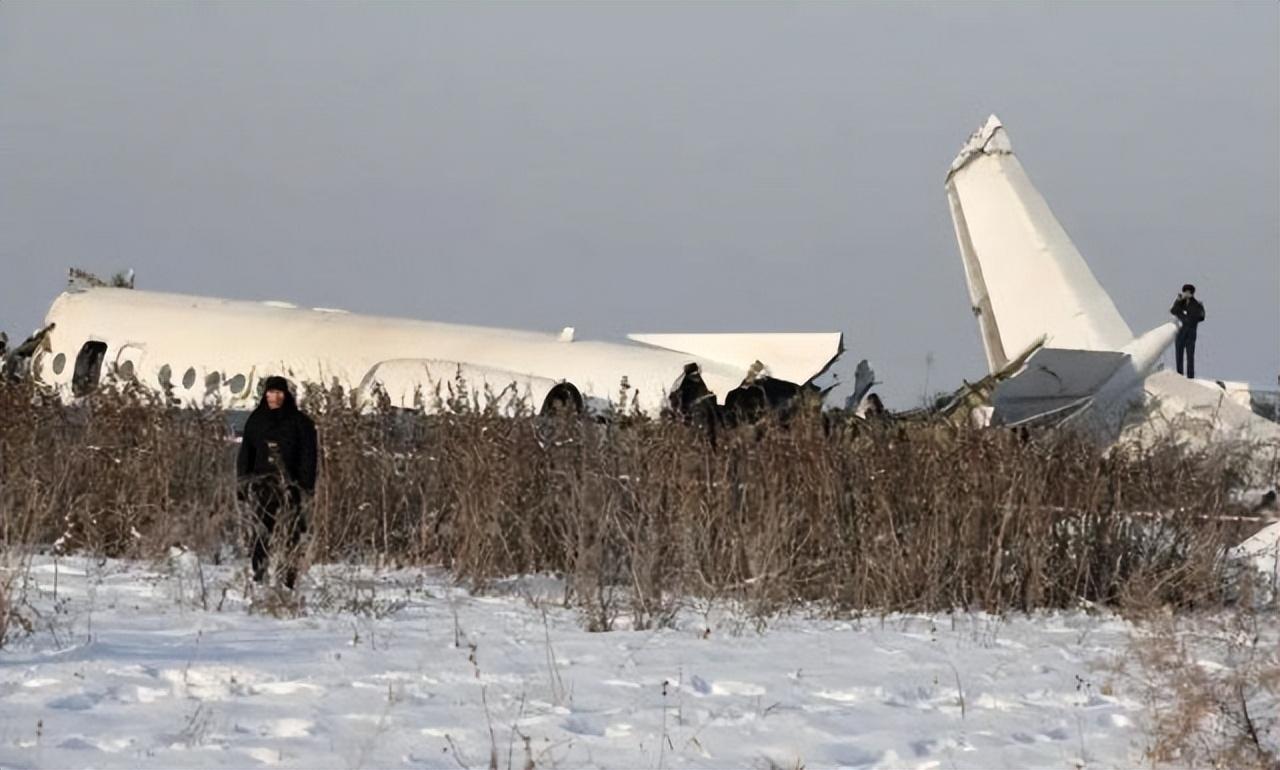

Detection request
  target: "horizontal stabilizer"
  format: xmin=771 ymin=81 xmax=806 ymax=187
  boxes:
xmin=626 ymin=332 xmax=844 ymax=385
xmin=993 ymin=347 xmax=1128 ymax=425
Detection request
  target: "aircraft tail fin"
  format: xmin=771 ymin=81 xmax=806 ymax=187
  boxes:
xmin=945 ymin=115 xmax=1134 ymax=373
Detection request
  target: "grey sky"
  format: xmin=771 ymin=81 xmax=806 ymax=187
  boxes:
xmin=1 ymin=2 xmax=1276 ymax=406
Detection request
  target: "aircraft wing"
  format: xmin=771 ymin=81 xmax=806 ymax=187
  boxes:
xmin=626 ymin=332 xmax=844 ymax=385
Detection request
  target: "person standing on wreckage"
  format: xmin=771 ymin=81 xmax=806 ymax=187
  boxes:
xmin=1170 ymin=283 xmax=1206 ymax=378
xmin=236 ymin=376 xmax=318 ymax=589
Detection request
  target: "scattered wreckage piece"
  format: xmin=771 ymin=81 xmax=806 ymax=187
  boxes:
xmin=1122 ymin=371 xmax=1280 ymax=448
xmin=1200 ymin=379 xmax=1280 ymax=424
xmin=927 ymin=335 xmax=1047 ymax=429
xmin=68 ymin=267 xmax=135 ymax=290
xmin=1228 ymin=497 xmax=1280 ymax=601
xmin=1 ymin=323 xmax=55 ymax=382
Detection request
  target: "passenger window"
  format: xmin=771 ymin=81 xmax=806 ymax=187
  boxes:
xmin=118 ymin=360 xmax=135 ymax=380
xmin=226 ymin=374 xmax=246 ymax=393
xmin=72 ymin=341 xmax=108 ymax=397
xmin=183 ymin=367 xmax=196 ymax=389
xmin=158 ymin=364 xmax=172 ymax=387
xmin=205 ymin=372 xmax=222 ymax=393
xmin=52 ymin=353 xmax=66 ymax=375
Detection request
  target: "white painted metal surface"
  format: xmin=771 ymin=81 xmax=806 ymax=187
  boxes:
xmin=946 ymin=115 xmax=1278 ymax=453
xmin=33 ymin=287 xmax=844 ymax=416
xmin=946 ymin=115 xmax=1134 ymax=372
xmin=946 ymin=116 xmax=1176 ymax=433
xmin=627 ymin=332 xmax=844 ymax=386
xmin=991 ymin=348 xmax=1128 ymax=424
xmin=1130 ymin=371 xmax=1280 ymax=446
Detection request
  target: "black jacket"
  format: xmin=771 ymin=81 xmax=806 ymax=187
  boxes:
xmin=1170 ymin=297 xmax=1205 ymax=331
xmin=236 ymin=389 xmax=318 ymax=492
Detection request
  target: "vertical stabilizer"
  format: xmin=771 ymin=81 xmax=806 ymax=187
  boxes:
xmin=945 ymin=116 xmax=1134 ymax=374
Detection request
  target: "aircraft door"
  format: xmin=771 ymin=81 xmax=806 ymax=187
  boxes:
xmin=72 ymin=341 xmax=108 ymax=396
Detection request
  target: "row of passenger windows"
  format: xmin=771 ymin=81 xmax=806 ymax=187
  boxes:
xmin=49 ymin=347 xmax=249 ymax=396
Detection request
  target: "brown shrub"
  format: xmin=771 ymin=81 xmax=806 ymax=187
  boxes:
xmin=0 ymin=377 xmax=1263 ymax=627
xmin=1116 ymin=606 xmax=1280 ymax=769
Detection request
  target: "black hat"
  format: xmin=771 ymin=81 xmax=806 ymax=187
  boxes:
xmin=263 ymin=375 xmax=291 ymax=393
xmin=1182 ymin=284 xmax=1196 ymax=294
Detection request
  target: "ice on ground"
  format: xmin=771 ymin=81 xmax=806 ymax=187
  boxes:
xmin=0 ymin=555 xmax=1158 ymax=769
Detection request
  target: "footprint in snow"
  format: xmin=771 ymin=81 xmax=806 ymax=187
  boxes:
xmin=819 ymin=743 xmax=881 ymax=767
xmin=55 ymin=735 xmax=133 ymax=753
xmin=562 ymin=714 xmax=607 ymax=737
xmin=47 ymin=692 xmax=104 ymax=711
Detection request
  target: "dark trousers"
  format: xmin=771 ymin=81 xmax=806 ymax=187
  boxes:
xmin=247 ymin=478 xmax=305 ymax=588
xmin=1175 ymin=329 xmax=1197 ymax=378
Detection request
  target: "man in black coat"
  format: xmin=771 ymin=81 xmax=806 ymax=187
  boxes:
xmin=236 ymin=376 xmax=318 ymax=589
xmin=1170 ymin=284 xmax=1206 ymax=378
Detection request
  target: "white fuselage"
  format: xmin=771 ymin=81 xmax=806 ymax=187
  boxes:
xmin=33 ymin=288 xmax=842 ymax=416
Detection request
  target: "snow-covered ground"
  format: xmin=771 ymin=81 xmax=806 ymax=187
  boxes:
xmin=1 ymin=555 xmax=1158 ymax=769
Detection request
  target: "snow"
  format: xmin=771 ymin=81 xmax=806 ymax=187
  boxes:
xmin=0 ymin=555 xmax=1159 ymax=769
xmin=1231 ymin=520 xmax=1280 ymax=587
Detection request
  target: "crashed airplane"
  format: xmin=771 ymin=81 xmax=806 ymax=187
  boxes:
xmin=4 ymin=116 xmax=1272 ymax=444
xmin=11 ymin=276 xmax=855 ymax=420
xmin=944 ymin=115 xmax=1280 ymax=448
xmin=944 ymin=115 xmax=1280 ymax=583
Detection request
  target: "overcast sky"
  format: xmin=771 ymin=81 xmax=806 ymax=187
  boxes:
xmin=1 ymin=2 xmax=1276 ymax=406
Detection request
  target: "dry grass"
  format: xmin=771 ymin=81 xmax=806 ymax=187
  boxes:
xmin=3 ymin=373 xmax=1277 ymax=768
xmin=0 ymin=377 xmax=1266 ymax=631
xmin=0 ymin=553 xmax=34 ymax=648
xmin=1115 ymin=606 xmax=1280 ymax=769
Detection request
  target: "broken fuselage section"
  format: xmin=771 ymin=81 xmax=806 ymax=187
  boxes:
xmin=24 ymin=281 xmax=849 ymax=423
xmin=941 ymin=115 xmax=1280 ymax=448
